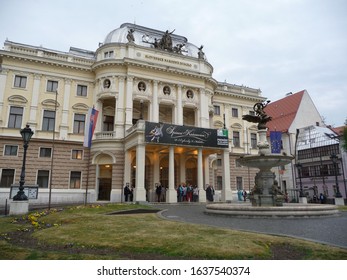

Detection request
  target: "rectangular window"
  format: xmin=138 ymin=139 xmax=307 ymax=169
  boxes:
xmin=46 ymin=80 xmax=58 ymax=92
xmin=37 ymin=170 xmax=49 ymax=188
xmin=103 ymin=115 xmax=114 ymax=131
xmin=233 ymin=131 xmax=240 ymax=147
xmin=14 ymin=75 xmax=27 ymax=88
xmin=217 ymin=158 xmax=222 ymax=166
xmin=39 ymin=147 xmax=52 ymax=158
xmin=73 ymin=114 xmax=85 ymax=134
xmin=77 ymin=85 xmax=87 ymax=97
xmin=249 ymin=110 xmax=255 ymax=116
xmin=70 ymin=171 xmax=81 ymax=189
xmin=104 ymin=51 xmax=114 ymax=58
xmin=216 ymin=176 xmax=222 ymax=190
xmin=251 ymin=133 xmax=257 ymax=149
xmin=8 ymin=106 xmax=23 ymax=128
xmin=4 ymin=145 xmax=18 ymax=156
xmin=72 ymin=149 xmax=83 ymax=160
xmin=232 ymin=108 xmax=238 ymax=118
xmin=0 ymin=169 xmax=15 ymax=188
xmin=236 ymin=176 xmax=243 ymax=190
xmin=214 ymin=105 xmax=220 ymax=115
xmin=42 ymin=110 xmax=55 ymax=131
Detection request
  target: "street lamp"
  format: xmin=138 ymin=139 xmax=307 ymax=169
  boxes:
xmin=330 ymin=154 xmax=342 ymax=198
xmin=13 ymin=124 xmax=34 ymax=201
xmin=296 ymin=163 xmax=305 ymax=197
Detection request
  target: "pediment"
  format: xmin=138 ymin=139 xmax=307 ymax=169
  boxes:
xmin=231 ymin=123 xmax=242 ymax=129
xmin=8 ymin=95 xmax=28 ymax=104
xmin=72 ymin=103 xmax=89 ymax=111
xmin=41 ymin=99 xmax=60 ymax=108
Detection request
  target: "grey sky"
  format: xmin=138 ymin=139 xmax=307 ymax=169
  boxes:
xmin=1 ymin=0 xmax=346 ymax=126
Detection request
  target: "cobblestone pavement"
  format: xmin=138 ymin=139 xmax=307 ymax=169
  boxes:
xmin=153 ymin=203 xmax=347 ymax=249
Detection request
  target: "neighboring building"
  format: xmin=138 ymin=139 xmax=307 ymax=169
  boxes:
xmin=264 ymin=90 xmax=324 ymax=200
xmin=296 ymin=125 xmax=346 ymax=202
xmin=0 ymin=23 xmax=263 ymax=206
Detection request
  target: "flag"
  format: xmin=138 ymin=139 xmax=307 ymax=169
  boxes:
xmin=83 ymin=107 xmax=99 ymax=148
xmin=270 ymin=131 xmax=282 ymax=153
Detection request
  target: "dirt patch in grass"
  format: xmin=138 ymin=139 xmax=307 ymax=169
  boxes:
xmin=106 ymin=209 xmax=161 ymax=215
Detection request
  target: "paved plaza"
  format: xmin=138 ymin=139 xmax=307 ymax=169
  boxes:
xmin=154 ymin=203 xmax=347 ymax=249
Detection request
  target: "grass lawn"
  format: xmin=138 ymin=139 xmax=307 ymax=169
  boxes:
xmin=1 ymin=203 xmax=346 ymax=260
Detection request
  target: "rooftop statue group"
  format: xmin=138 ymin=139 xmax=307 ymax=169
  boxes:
xmin=126 ymin=28 xmax=205 ymax=59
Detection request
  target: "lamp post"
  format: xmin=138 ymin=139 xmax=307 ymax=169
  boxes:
xmin=330 ymin=154 xmax=342 ymax=198
xmin=296 ymin=163 xmax=304 ymax=197
xmin=13 ymin=125 xmax=34 ymax=201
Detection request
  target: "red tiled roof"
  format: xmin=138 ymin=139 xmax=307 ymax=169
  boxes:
xmin=331 ymin=125 xmax=347 ymax=136
xmin=264 ymin=90 xmax=305 ymax=134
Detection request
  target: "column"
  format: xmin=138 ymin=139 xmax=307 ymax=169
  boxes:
xmin=179 ymin=154 xmax=186 ymax=184
xmin=135 ymin=144 xmax=146 ymax=202
xmin=221 ymin=149 xmax=232 ymax=202
xmin=95 ymin=100 xmax=102 ymax=133
xmin=199 ymin=88 xmax=209 ymax=128
xmin=197 ymin=148 xmax=206 ymax=202
xmin=125 ymin=76 xmax=133 ymax=130
xmin=59 ymin=78 xmax=71 ymax=139
xmin=27 ymin=74 xmax=41 ymax=129
xmin=115 ymin=76 xmax=125 ymax=138
xmin=176 ymin=84 xmax=183 ymax=125
xmin=0 ymin=69 xmax=8 ymax=126
xmin=124 ymin=150 xmax=131 ymax=186
xmin=203 ymin=155 xmax=210 ymax=189
xmin=167 ymin=146 xmax=177 ymax=203
xmin=151 ymin=80 xmax=159 ymax=122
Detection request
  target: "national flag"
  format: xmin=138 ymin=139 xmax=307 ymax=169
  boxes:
xmin=270 ymin=131 xmax=282 ymax=153
xmin=83 ymin=107 xmax=99 ymax=148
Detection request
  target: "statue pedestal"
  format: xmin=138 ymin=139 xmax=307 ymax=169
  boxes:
xmin=10 ymin=200 xmax=29 ymax=215
xmin=299 ymin=196 xmax=308 ymax=204
xmin=251 ymin=194 xmax=284 ymax=207
xmin=334 ymin=197 xmax=344 ymax=206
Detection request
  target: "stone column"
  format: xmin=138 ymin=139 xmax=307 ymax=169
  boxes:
xmin=115 ymin=76 xmax=125 ymax=138
xmin=0 ymin=69 xmax=8 ymax=126
xmin=199 ymin=88 xmax=209 ymax=128
xmin=59 ymin=78 xmax=71 ymax=139
xmin=179 ymin=153 xmax=186 ymax=184
xmin=135 ymin=144 xmax=146 ymax=202
xmin=124 ymin=150 xmax=131 ymax=188
xmin=167 ymin=146 xmax=177 ymax=203
xmin=221 ymin=149 xmax=232 ymax=202
xmin=197 ymin=148 xmax=206 ymax=202
xmin=152 ymin=80 xmax=159 ymax=122
xmin=28 ymin=74 xmax=41 ymax=130
xmin=125 ymin=76 xmax=133 ymax=130
xmin=176 ymin=84 xmax=183 ymax=125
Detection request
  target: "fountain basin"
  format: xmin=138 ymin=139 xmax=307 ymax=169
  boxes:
xmin=237 ymin=154 xmax=293 ymax=169
xmin=205 ymin=203 xmax=340 ymax=218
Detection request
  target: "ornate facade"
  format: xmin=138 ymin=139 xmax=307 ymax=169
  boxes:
xmin=0 ymin=23 xmax=264 ymax=206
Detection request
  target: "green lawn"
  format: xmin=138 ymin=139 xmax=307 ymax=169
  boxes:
xmin=1 ymin=203 xmax=346 ymax=260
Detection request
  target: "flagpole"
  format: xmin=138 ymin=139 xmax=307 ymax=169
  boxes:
xmin=85 ymin=147 xmax=91 ymax=206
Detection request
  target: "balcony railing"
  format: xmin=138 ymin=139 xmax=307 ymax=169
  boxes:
xmin=95 ymin=131 xmax=116 ymax=139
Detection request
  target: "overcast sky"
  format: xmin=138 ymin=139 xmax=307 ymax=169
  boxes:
xmin=1 ymin=0 xmax=346 ymax=126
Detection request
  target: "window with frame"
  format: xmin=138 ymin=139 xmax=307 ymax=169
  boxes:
xmin=72 ymin=149 xmax=83 ymax=160
xmin=103 ymin=115 xmax=114 ymax=131
xmin=70 ymin=171 xmax=81 ymax=189
xmin=214 ymin=105 xmax=220 ymax=115
xmin=236 ymin=176 xmax=243 ymax=190
xmin=233 ymin=131 xmax=240 ymax=147
xmin=251 ymin=133 xmax=257 ymax=149
xmin=8 ymin=106 xmax=23 ymax=128
xmin=46 ymin=80 xmax=58 ymax=92
xmin=39 ymin=147 xmax=52 ymax=158
xmin=14 ymin=75 xmax=27 ymax=88
xmin=232 ymin=108 xmax=239 ymax=118
xmin=0 ymin=169 xmax=15 ymax=188
xmin=42 ymin=110 xmax=55 ymax=131
xmin=77 ymin=85 xmax=87 ymax=97
xmin=73 ymin=114 xmax=85 ymax=134
xmin=4 ymin=145 xmax=18 ymax=156
xmin=216 ymin=176 xmax=222 ymax=190
xmin=217 ymin=158 xmax=222 ymax=166
xmin=37 ymin=170 xmax=49 ymax=188
xmin=104 ymin=51 xmax=114 ymax=58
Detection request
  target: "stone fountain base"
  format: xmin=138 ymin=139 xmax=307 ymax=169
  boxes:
xmin=250 ymin=194 xmax=284 ymax=207
xmin=205 ymin=203 xmax=339 ymax=218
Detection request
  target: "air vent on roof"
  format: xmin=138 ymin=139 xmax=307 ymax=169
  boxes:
xmin=285 ymin=92 xmax=293 ymax=96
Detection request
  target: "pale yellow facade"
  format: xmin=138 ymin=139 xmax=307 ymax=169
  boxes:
xmin=0 ymin=23 xmax=264 ymax=206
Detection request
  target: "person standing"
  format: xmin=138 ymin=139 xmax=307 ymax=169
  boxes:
xmin=155 ymin=184 xmax=162 ymax=202
xmin=205 ymin=185 xmax=214 ymax=202
xmin=193 ymin=185 xmax=199 ymax=202
xmin=124 ymin=183 xmax=130 ymax=202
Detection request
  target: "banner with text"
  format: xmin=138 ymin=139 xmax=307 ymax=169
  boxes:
xmin=145 ymin=122 xmax=229 ymax=148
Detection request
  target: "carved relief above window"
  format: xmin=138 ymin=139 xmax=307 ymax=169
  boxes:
xmin=186 ymin=89 xmax=194 ymax=99
xmin=163 ymin=86 xmax=171 ymax=95
xmin=138 ymin=81 xmax=146 ymax=92
xmin=103 ymin=79 xmax=111 ymax=89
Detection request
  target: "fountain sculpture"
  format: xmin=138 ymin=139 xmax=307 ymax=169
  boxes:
xmin=205 ymin=101 xmax=339 ymax=217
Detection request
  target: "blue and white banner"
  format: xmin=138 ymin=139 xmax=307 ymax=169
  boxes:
xmin=83 ymin=107 xmax=99 ymax=148
xmin=270 ymin=131 xmax=282 ymax=153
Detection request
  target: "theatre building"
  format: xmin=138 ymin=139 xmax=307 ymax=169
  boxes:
xmin=0 ymin=23 xmax=264 ymax=206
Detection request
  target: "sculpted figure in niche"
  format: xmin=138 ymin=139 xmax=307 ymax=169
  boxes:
xmin=103 ymin=79 xmax=111 ymax=89
xmin=127 ymin=29 xmax=135 ymax=43
xmin=138 ymin=81 xmax=146 ymax=92
xmin=160 ymin=29 xmax=175 ymax=51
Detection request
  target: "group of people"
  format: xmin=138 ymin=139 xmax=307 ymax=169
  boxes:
xmin=123 ymin=184 xmax=134 ymax=202
xmin=155 ymin=184 xmax=167 ymax=202
xmin=175 ymin=183 xmax=200 ymax=202
xmin=237 ymin=189 xmax=248 ymax=201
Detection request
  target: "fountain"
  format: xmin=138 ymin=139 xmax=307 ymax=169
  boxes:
xmin=205 ymin=101 xmax=339 ymax=217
